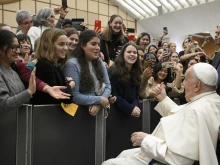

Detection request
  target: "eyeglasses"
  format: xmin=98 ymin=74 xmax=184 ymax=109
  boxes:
xmin=11 ymin=45 xmax=22 ymax=53
xmin=20 ymin=21 xmax=33 ymax=25
xmin=49 ymin=15 xmax=55 ymax=19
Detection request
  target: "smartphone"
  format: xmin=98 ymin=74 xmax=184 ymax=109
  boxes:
xmin=194 ymin=44 xmax=199 ymax=49
xmin=163 ymin=27 xmax=168 ymax=34
xmin=71 ymin=18 xmax=85 ymax=31
xmin=117 ymin=46 xmax=123 ymax=52
xmin=62 ymin=0 xmax=68 ymax=9
xmin=94 ymin=20 xmax=101 ymax=31
xmin=200 ymin=55 xmax=206 ymax=63
xmin=188 ymin=35 xmax=193 ymax=43
xmin=162 ymin=62 xmax=175 ymax=68
xmin=205 ymin=37 xmax=209 ymax=42
xmin=126 ymin=28 xmax=135 ymax=33
xmin=163 ymin=48 xmax=168 ymax=54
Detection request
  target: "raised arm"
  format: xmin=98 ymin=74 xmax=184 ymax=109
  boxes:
xmin=151 ymin=83 xmax=179 ymax=117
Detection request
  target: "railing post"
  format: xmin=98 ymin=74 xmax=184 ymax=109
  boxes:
xmin=95 ymin=108 xmax=106 ymax=165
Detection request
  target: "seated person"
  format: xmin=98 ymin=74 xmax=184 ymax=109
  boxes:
xmin=102 ymin=63 xmax=220 ymax=165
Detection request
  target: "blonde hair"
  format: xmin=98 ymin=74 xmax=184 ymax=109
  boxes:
xmin=36 ymin=28 xmax=67 ymax=66
xmin=168 ymin=42 xmax=176 ymax=48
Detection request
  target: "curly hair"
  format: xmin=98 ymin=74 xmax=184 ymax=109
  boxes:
xmin=72 ymin=30 xmax=104 ymax=90
xmin=108 ymin=42 xmax=142 ymax=86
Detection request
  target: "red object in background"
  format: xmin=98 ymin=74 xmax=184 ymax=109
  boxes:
xmin=94 ymin=20 xmax=101 ymax=31
xmin=128 ymin=35 xmax=135 ymax=41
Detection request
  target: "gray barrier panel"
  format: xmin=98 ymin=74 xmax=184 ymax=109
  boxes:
xmin=31 ymin=105 xmax=96 ymax=165
xmin=17 ymin=104 xmax=32 ymax=165
xmin=105 ymin=103 xmax=143 ymax=160
xmin=0 ymin=108 xmax=17 ymax=165
xmin=95 ymin=108 xmax=106 ymax=165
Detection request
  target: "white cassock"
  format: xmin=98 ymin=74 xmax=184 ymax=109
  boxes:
xmin=102 ymin=91 xmax=220 ymax=165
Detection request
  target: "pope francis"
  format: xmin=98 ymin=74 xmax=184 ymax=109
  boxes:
xmin=102 ymin=63 xmax=220 ymax=165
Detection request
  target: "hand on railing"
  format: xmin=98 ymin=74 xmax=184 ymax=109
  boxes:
xmin=89 ymin=105 xmax=100 ymax=116
xmin=109 ymin=95 xmax=117 ymax=104
xmin=131 ymin=106 xmax=141 ymax=117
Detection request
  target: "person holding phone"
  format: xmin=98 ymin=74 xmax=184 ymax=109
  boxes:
xmin=139 ymin=62 xmax=184 ymax=99
xmin=155 ymin=48 xmax=169 ymax=62
xmin=100 ymin=14 xmax=129 ymax=66
xmin=157 ymin=27 xmax=168 ymax=48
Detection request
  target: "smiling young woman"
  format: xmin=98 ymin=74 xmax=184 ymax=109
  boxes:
xmin=31 ymin=28 xmax=75 ymax=105
xmin=63 ymin=30 xmax=111 ymax=116
xmin=100 ymin=14 xmax=129 ymax=65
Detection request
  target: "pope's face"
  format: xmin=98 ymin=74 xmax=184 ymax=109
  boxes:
xmin=183 ymin=67 xmax=198 ymax=102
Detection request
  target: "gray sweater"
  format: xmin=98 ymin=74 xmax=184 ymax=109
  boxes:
xmin=0 ymin=65 xmax=32 ymax=112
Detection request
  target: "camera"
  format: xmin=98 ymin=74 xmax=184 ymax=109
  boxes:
xmin=71 ymin=18 xmax=85 ymax=31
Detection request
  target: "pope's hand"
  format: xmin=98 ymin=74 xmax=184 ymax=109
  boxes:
xmin=131 ymin=132 xmax=147 ymax=146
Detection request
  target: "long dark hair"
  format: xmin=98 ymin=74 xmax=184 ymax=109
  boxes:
xmin=0 ymin=29 xmax=18 ymax=55
xmin=72 ymin=30 xmax=103 ymax=90
xmin=109 ymin=42 xmax=142 ymax=86
xmin=0 ymin=30 xmax=19 ymax=72
xmin=152 ymin=62 xmax=172 ymax=83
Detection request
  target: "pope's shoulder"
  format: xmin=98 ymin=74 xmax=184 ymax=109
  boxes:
xmin=192 ymin=93 xmax=220 ymax=115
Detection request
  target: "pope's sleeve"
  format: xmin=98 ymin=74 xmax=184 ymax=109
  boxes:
xmin=154 ymin=96 xmax=179 ymax=117
xmin=141 ymin=135 xmax=195 ymax=164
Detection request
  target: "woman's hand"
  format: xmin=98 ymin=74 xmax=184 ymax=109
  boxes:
xmin=28 ymin=67 xmax=36 ymax=95
xmin=101 ymin=96 xmax=110 ymax=108
xmin=174 ymin=63 xmax=183 ymax=74
xmin=89 ymin=105 xmax=101 ymax=116
xmin=65 ymin=77 xmax=75 ymax=89
xmin=46 ymin=86 xmax=71 ymax=99
xmin=94 ymin=27 xmax=101 ymax=34
xmin=54 ymin=6 xmax=68 ymax=17
xmin=142 ymin=67 xmax=152 ymax=80
xmin=109 ymin=95 xmax=117 ymax=104
xmin=80 ymin=22 xmax=88 ymax=30
xmin=131 ymin=106 xmax=141 ymax=117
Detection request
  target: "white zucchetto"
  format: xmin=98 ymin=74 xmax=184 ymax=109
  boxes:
xmin=193 ymin=63 xmax=218 ymax=86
